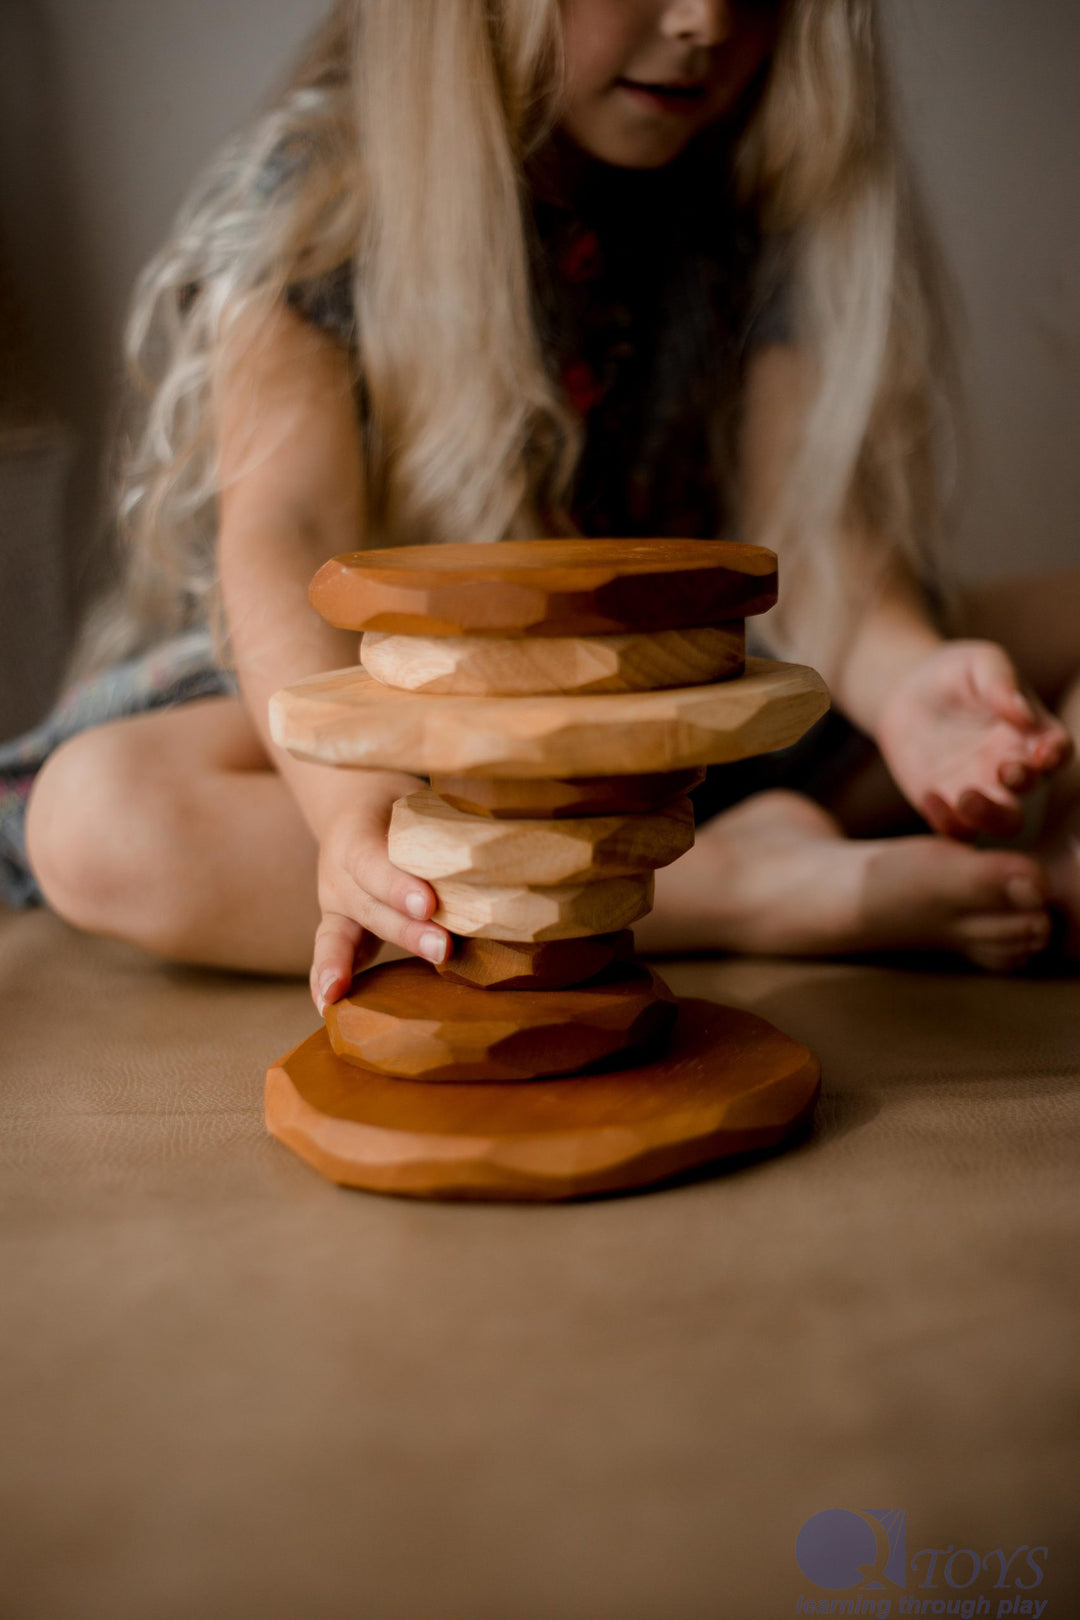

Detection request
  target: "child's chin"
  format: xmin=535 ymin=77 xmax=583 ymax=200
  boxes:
xmin=561 ymin=108 xmax=695 ymax=171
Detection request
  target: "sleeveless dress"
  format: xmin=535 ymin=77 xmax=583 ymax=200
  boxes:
xmin=0 ymin=128 xmax=857 ymax=911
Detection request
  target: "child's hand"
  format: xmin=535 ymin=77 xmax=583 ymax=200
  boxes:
xmin=876 ymin=640 xmax=1072 ymax=840
xmin=310 ymin=776 xmax=451 ymax=1014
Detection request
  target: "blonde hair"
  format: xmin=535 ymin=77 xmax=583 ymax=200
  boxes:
xmin=69 ymin=0 xmax=956 ymax=681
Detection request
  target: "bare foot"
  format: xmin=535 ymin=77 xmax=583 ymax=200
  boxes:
xmin=641 ymin=790 xmax=1053 ymax=973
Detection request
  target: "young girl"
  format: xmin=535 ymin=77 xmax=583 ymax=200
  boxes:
xmin=5 ymin=0 xmax=1078 ymax=1015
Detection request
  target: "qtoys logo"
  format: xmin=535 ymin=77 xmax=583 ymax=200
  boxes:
xmin=794 ymin=1510 xmax=1049 ymax=1619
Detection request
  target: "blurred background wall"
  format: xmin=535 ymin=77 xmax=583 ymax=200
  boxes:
xmin=0 ymin=0 xmax=1076 ymax=737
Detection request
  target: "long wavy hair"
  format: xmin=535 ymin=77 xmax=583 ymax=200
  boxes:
xmin=68 ymin=0 xmax=957 ymax=680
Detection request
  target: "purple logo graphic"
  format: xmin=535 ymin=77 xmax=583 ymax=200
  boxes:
xmin=796 ymin=1510 xmax=908 ymax=1591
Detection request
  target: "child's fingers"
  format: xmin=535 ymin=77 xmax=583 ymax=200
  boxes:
xmin=342 ymin=844 xmax=450 ymax=961
xmin=1025 ymin=720 xmax=1073 ymax=772
xmin=971 ymin=645 xmax=1034 ymax=727
xmin=957 ymin=788 xmax=1025 ymax=840
xmin=999 ymin=760 xmax=1037 ymax=794
xmin=348 ymin=835 xmax=437 ymax=925
xmin=922 ymin=791 xmax=977 ymax=841
xmin=311 ymin=911 xmax=374 ymax=1013
xmin=349 ymin=891 xmax=451 ymax=966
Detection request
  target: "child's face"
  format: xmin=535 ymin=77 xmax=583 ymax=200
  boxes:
xmin=558 ymin=0 xmax=780 ymax=168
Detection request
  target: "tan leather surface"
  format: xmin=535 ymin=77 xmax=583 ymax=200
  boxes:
xmin=2 ymin=904 xmax=1078 ymax=1617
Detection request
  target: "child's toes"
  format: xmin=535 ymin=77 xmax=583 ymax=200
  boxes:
xmin=959 ymin=908 xmax=1052 ymax=973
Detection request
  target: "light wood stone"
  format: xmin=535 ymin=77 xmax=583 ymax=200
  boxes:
xmin=360 ymin=624 xmax=745 ymax=695
xmin=389 ymin=788 xmax=694 ymax=887
xmin=270 ymin=657 xmax=830 ymax=779
xmin=430 ymin=872 xmax=654 ymax=942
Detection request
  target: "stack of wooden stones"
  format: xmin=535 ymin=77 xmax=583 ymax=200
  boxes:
xmin=265 ymin=538 xmax=830 ymax=1201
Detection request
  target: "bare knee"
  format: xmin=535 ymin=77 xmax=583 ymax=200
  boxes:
xmin=26 ymin=723 xmax=194 ymax=952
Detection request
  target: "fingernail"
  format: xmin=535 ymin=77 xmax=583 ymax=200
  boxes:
xmin=1006 ymin=877 xmax=1043 ymax=911
xmin=419 ymin=929 xmax=447 ymax=964
xmin=319 ymin=970 xmax=339 ymax=1006
xmin=405 ymin=891 xmax=428 ymax=919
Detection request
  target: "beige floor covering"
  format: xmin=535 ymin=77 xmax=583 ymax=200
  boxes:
xmin=2 ymin=902 xmax=1078 ymax=1619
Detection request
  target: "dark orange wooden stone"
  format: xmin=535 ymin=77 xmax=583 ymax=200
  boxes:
xmin=324 ymin=957 xmax=676 ymax=1083
xmin=436 ymin=931 xmax=634 ymax=991
xmin=429 ymin=767 xmax=706 ymax=820
xmin=310 ymin=538 xmax=778 ymax=638
xmin=265 ymin=998 xmax=821 ymax=1201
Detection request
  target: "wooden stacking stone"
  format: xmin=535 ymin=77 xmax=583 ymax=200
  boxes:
xmin=311 ymin=538 xmax=778 ymax=637
xmin=360 ymin=624 xmax=744 ymax=695
xmin=266 ymin=536 xmax=830 ymax=1201
xmin=269 ymin=659 xmax=829 ymax=778
xmin=324 ymin=958 xmax=675 ymax=1083
xmin=436 ymin=932 xmax=634 ymax=991
xmin=266 ymin=999 xmax=821 ymax=1201
xmin=428 ymin=768 xmax=706 ymax=820
xmin=389 ymin=788 xmax=693 ymax=887
xmin=430 ymin=872 xmax=654 ymax=943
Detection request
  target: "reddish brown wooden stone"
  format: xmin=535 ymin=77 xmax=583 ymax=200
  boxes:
xmin=428 ymin=768 xmax=706 ymax=820
xmin=265 ymin=997 xmax=822 ymax=1201
xmin=310 ymin=538 xmax=778 ymax=637
xmin=323 ymin=958 xmax=675 ymax=1083
xmin=436 ymin=931 xmax=634 ymax=991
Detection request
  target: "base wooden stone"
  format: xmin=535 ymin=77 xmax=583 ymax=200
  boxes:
xmin=265 ymin=997 xmax=821 ymax=1201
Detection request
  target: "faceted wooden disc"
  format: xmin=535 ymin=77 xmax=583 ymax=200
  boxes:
xmin=270 ymin=658 xmax=831 ymax=778
xmin=265 ymin=997 xmax=822 ymax=1201
xmin=436 ymin=931 xmax=634 ymax=991
xmin=389 ymin=788 xmax=694 ymax=886
xmin=311 ymin=538 xmax=778 ymax=638
xmin=323 ymin=958 xmax=676 ymax=1083
xmin=431 ymin=871 xmax=654 ymax=941
xmin=360 ymin=624 xmax=745 ymax=695
xmin=429 ymin=768 xmax=706 ymax=820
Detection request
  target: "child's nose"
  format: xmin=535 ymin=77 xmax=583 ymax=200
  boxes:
xmin=659 ymin=0 xmax=734 ymax=47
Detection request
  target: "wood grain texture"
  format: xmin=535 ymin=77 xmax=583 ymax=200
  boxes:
xmin=265 ymin=997 xmax=821 ymax=1200
xmin=389 ymin=788 xmax=694 ymax=886
xmin=429 ymin=768 xmax=706 ymax=819
xmin=431 ymin=871 xmax=654 ymax=941
xmin=360 ymin=624 xmax=745 ymax=695
xmin=270 ymin=658 xmax=831 ymax=778
xmin=310 ymin=538 xmax=778 ymax=636
xmin=323 ymin=958 xmax=676 ymax=1082
xmin=436 ymin=931 xmax=634 ymax=991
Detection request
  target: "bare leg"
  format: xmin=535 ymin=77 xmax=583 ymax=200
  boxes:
xmin=643 ymin=568 xmax=1080 ymax=970
xmin=26 ymin=697 xmax=321 ymax=975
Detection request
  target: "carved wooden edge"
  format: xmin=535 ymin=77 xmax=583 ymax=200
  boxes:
xmin=429 ymin=768 xmax=706 ymax=819
xmin=310 ymin=539 xmax=778 ymax=637
xmin=264 ymin=999 xmax=822 ymax=1201
xmin=269 ymin=658 xmax=831 ymax=778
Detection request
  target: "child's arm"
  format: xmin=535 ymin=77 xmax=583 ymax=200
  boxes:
xmin=739 ymin=345 xmax=1071 ymax=836
xmin=213 ymin=303 xmax=451 ymax=1007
